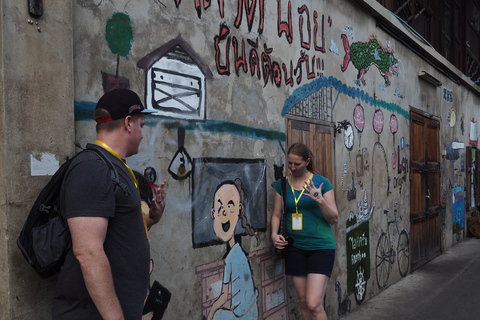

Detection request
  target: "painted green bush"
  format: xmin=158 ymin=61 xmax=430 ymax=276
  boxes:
xmin=105 ymin=12 xmax=133 ymax=77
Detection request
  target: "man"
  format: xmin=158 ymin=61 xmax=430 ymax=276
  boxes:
xmin=53 ymin=89 xmax=167 ymax=320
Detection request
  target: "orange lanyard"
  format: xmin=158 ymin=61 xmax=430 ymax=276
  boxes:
xmin=290 ymin=173 xmax=313 ymax=213
xmin=95 ymin=140 xmax=149 ymax=240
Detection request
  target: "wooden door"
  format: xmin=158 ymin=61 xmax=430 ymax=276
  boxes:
xmin=287 ymin=116 xmax=335 ymax=186
xmin=409 ymin=110 xmax=442 ymax=270
xmin=466 ymin=147 xmax=479 ymax=209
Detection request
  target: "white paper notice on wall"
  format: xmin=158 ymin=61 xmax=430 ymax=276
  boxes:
xmin=30 ymin=153 xmax=59 ymax=176
xmin=470 ymin=118 xmax=478 ymax=146
xmin=451 ymin=142 xmax=465 ymax=150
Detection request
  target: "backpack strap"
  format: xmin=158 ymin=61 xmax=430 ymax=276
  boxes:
xmin=279 ymin=177 xmax=288 ymax=238
xmin=86 ymin=146 xmax=130 ymax=196
xmin=281 ymin=177 xmax=287 ymax=209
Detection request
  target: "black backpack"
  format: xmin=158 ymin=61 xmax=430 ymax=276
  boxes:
xmin=17 ymin=145 xmax=128 ymax=278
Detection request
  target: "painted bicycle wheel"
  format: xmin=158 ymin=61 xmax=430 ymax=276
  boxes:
xmin=375 ymin=232 xmax=390 ymax=289
xmin=397 ymin=230 xmax=410 ymax=277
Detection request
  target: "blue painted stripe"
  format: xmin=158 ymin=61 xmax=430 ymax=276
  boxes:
xmin=74 ymin=100 xmax=286 ymax=142
xmin=282 ymin=76 xmax=409 ymax=121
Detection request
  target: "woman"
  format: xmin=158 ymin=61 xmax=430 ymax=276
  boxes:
xmin=271 ymin=143 xmax=339 ymax=320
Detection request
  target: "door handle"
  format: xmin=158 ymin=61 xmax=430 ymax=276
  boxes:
xmin=426 ymin=189 xmax=430 ymax=199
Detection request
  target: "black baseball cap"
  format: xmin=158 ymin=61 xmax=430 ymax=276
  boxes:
xmin=95 ymin=89 xmax=157 ymax=124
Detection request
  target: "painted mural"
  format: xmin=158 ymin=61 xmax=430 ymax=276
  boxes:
xmin=335 ymin=280 xmax=351 ymax=316
xmin=102 ymin=11 xmax=133 ymax=92
xmin=190 ymin=158 xmax=268 ymax=319
xmin=453 ymin=187 xmax=465 ymax=240
xmin=167 ymin=126 xmax=193 ymax=180
xmin=279 ymin=32 xmax=409 ymax=316
xmin=375 ymin=203 xmax=410 ymax=289
xmin=10 ymin=0 xmax=480 ymax=317
xmin=353 ymin=103 xmax=365 ymax=147
xmin=276 ymin=22 xmax=410 ymax=313
xmin=341 ymin=34 xmax=399 ymax=87
xmin=346 ymin=213 xmax=369 ymax=305
xmin=137 ymin=35 xmax=213 ymax=121
xmin=192 ymin=158 xmax=266 ymax=248
xmin=68 ymin=1 xmax=420 ymax=318
xmin=173 ymin=0 xmax=336 ymax=87
xmin=204 ymin=178 xmax=259 ymax=320
xmin=282 ymin=75 xmax=408 ymax=120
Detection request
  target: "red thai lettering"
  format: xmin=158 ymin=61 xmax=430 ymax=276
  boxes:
xmin=234 ymin=0 xmax=265 ymax=33
xmin=295 ymin=54 xmax=303 ymax=85
xmin=214 ymin=23 xmax=231 ymax=75
xmin=175 ymin=0 xmax=224 ymax=18
xmin=277 ymin=0 xmax=293 ymax=43
xmin=314 ymin=12 xmax=326 ymax=53
xmin=233 ymin=37 xmax=248 ymax=75
xmin=282 ymin=61 xmax=294 ymax=87
xmin=298 ymin=5 xmax=311 ymax=50
xmin=248 ymin=38 xmax=261 ymax=79
xmin=272 ymin=61 xmax=282 ymax=87
xmin=305 ymin=54 xmax=316 ymax=80
xmin=261 ymin=43 xmax=273 ymax=86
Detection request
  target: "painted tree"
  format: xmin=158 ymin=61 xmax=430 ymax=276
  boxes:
xmin=105 ymin=12 xmax=133 ymax=78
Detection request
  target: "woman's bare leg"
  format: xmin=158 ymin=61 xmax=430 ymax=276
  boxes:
xmin=292 ymin=275 xmax=310 ymax=320
xmin=305 ymin=273 xmax=329 ymax=320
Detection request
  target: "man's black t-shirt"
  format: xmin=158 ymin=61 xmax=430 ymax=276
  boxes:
xmin=53 ymin=144 xmax=150 ymax=320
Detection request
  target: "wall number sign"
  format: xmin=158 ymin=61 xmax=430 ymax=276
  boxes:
xmin=443 ymin=87 xmax=453 ymax=103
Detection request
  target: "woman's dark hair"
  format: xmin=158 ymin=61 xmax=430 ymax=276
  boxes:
xmin=287 ymin=143 xmax=315 ymax=172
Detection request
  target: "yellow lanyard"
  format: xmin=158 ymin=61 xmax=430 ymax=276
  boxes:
xmin=95 ymin=140 xmax=149 ymax=240
xmin=290 ymin=173 xmax=313 ymax=213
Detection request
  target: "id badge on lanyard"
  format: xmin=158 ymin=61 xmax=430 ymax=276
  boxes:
xmin=292 ymin=213 xmax=303 ymax=230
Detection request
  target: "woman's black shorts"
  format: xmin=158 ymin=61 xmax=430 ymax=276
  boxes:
xmin=285 ymin=246 xmax=335 ymax=277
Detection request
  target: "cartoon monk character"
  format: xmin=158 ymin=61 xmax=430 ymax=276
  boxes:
xmin=207 ymin=179 xmax=258 ymax=320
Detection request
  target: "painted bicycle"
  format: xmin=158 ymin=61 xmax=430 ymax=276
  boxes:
xmin=375 ymin=203 xmax=410 ymax=289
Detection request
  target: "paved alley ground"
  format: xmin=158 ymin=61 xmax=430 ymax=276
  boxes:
xmin=340 ymin=237 xmax=480 ymax=320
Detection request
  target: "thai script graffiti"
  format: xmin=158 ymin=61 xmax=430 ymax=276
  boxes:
xmin=397 ymin=157 xmax=408 ymax=174
xmin=176 ymin=0 xmax=333 ymax=87
xmin=351 ymin=251 xmax=367 ymax=265
xmin=213 ymin=21 xmax=327 ymax=86
xmin=349 ymin=233 xmax=368 ymax=250
xmin=346 ymin=219 xmax=370 ymax=304
xmin=393 ymin=174 xmax=406 ymax=193
xmin=175 ymin=0 xmax=264 ymax=31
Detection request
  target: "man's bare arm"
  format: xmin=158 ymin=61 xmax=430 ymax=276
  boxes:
xmin=68 ymin=216 xmax=125 ymax=320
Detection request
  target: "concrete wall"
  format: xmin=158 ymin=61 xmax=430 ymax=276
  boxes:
xmin=0 ymin=3 xmax=6 ymax=319
xmin=4 ymin=0 xmax=480 ymax=319
xmin=1 ymin=0 xmax=75 ymax=319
